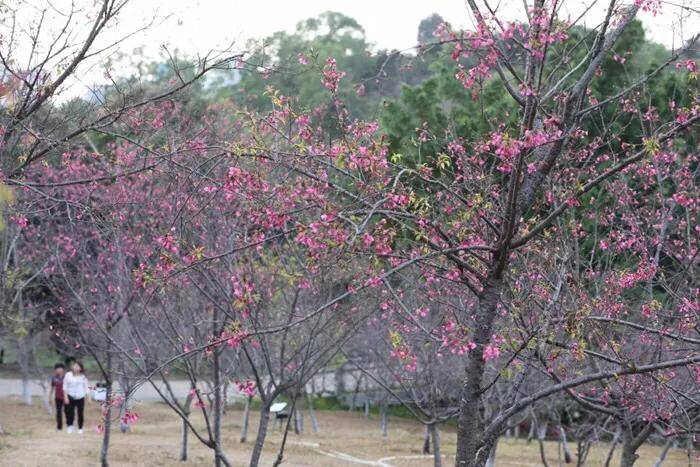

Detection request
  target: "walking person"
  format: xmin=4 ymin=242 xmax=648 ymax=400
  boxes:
xmin=48 ymin=363 xmax=66 ymax=430
xmin=63 ymin=361 xmax=89 ymax=434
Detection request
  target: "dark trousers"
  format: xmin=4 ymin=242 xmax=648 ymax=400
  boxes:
xmin=55 ymin=398 xmax=66 ymax=429
xmin=66 ymin=396 xmax=85 ymax=429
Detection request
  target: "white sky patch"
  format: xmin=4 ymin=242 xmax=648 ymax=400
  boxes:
xmin=131 ymin=0 xmax=696 ymax=53
xmin=6 ymin=0 xmax=698 ymax=100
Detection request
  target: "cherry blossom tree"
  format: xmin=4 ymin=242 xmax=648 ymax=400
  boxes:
xmin=231 ymin=2 xmax=699 ymax=465
xmin=4 ymin=2 xmax=698 ymax=466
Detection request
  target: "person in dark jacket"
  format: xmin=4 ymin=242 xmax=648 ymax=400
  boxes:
xmin=48 ymin=363 xmax=67 ymax=430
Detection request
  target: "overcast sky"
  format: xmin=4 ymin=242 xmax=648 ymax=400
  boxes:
xmin=128 ymin=0 xmax=695 ymax=54
xmin=10 ymin=0 xmax=699 ymax=99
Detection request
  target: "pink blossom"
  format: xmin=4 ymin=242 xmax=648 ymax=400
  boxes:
xmin=483 ymin=344 xmax=500 ymax=361
xmin=321 ymin=57 xmax=346 ymax=93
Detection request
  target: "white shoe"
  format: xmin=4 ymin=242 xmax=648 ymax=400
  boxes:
xmin=78 ymin=429 xmax=84 ymax=434
xmin=67 ymin=426 xmax=74 ymax=433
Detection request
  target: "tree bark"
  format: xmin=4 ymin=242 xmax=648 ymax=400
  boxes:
xmin=423 ymin=424 xmax=431 ymax=454
xmin=604 ymin=425 xmax=622 ymax=467
xmin=527 ymin=420 xmax=536 ymax=443
xmin=240 ymin=395 xmax=252 ymax=443
xmin=537 ymin=420 xmax=550 ymax=467
xmin=559 ymin=425 xmax=573 ymax=463
xmin=619 ymin=423 xmax=653 ymax=467
xmin=485 ymin=436 xmax=498 ymax=467
xmin=179 ymin=390 xmax=193 ymax=461
xmin=213 ymin=350 xmax=225 ymax=467
xmin=455 ymin=278 xmax=502 ymax=466
xmin=249 ymin=406 xmax=271 ymax=467
xmin=100 ymin=352 xmax=113 ymax=467
xmin=40 ymin=382 xmax=51 ymax=415
xmin=380 ymin=401 xmax=388 ymax=437
xmin=619 ymin=443 xmax=639 ymax=467
xmin=307 ymin=395 xmax=319 ymax=433
xmin=294 ymin=407 xmax=303 ymax=434
xmin=652 ymin=437 xmax=673 ymax=467
xmin=431 ymin=424 xmax=442 ymax=467
xmin=180 ymin=415 xmax=189 ymax=461
xmin=21 ymin=376 xmax=32 ymax=406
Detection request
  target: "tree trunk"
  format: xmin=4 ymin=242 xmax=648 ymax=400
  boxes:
xmin=619 ymin=443 xmax=639 ymax=467
xmin=455 ymin=278 xmax=502 ymax=467
xmin=41 ymin=382 xmax=51 ymax=415
xmin=619 ymin=423 xmax=653 ymax=467
xmin=118 ymin=362 xmax=131 ymax=433
xmin=307 ymin=395 xmax=319 ymax=433
xmin=179 ymin=415 xmax=189 ymax=461
xmin=21 ymin=376 xmax=32 ymax=405
xmin=537 ymin=421 xmax=550 ymax=467
xmin=380 ymin=401 xmax=388 ymax=437
xmin=249 ymin=406 xmax=271 ymax=467
xmin=652 ymin=438 xmax=673 ymax=467
xmin=559 ymin=425 xmax=573 ymax=463
xmin=485 ymin=436 xmax=498 ymax=467
xmin=431 ymin=424 xmax=442 ymax=467
xmin=100 ymin=352 xmax=113 ymax=467
xmin=240 ymin=395 xmax=252 ymax=443
xmin=604 ymin=425 xmax=622 ymax=467
xmin=576 ymin=439 xmax=592 ymax=467
xmin=213 ymin=350 xmax=225 ymax=467
xmin=423 ymin=424 xmax=431 ymax=454
xmin=527 ymin=420 xmax=536 ymax=443
xmin=294 ymin=407 xmax=303 ymax=434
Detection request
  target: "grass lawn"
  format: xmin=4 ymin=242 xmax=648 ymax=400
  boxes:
xmin=0 ymin=397 xmax=693 ymax=466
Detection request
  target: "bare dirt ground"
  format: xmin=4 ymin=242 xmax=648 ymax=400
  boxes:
xmin=0 ymin=397 xmax=693 ymax=466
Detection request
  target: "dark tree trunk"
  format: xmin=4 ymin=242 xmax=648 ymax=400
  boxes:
xmin=619 ymin=443 xmax=639 ymax=467
xmin=431 ymin=424 xmax=442 ymax=467
xmin=240 ymin=395 xmax=252 ymax=443
xmin=17 ymin=341 xmax=32 ymax=406
xmin=537 ymin=421 xmax=550 ymax=467
xmin=559 ymin=425 xmax=573 ymax=463
xmin=485 ymin=436 xmax=498 ymax=467
xmin=307 ymin=395 xmax=319 ymax=433
xmin=652 ymin=437 xmax=674 ymax=467
xmin=294 ymin=407 xmax=303 ymax=434
xmin=249 ymin=406 xmax=271 ymax=467
xmin=423 ymin=424 xmax=431 ymax=454
xmin=180 ymin=415 xmax=189 ymax=461
xmin=179 ymin=388 xmax=193 ymax=461
xmin=213 ymin=350 xmax=225 ymax=467
xmin=455 ymin=278 xmax=502 ymax=467
xmin=100 ymin=352 xmax=113 ymax=467
xmin=604 ymin=425 xmax=622 ymax=467
xmin=619 ymin=423 xmax=653 ymax=467
xmin=527 ymin=420 xmax=536 ymax=443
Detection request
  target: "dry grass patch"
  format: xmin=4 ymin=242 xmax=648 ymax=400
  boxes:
xmin=0 ymin=397 xmax=693 ymax=466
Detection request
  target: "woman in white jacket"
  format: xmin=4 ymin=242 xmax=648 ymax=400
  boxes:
xmin=62 ymin=361 xmax=89 ymax=434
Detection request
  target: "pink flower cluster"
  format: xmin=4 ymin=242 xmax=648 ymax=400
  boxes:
xmin=236 ymin=380 xmax=256 ymax=397
xmin=321 ymin=58 xmax=346 ymax=93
